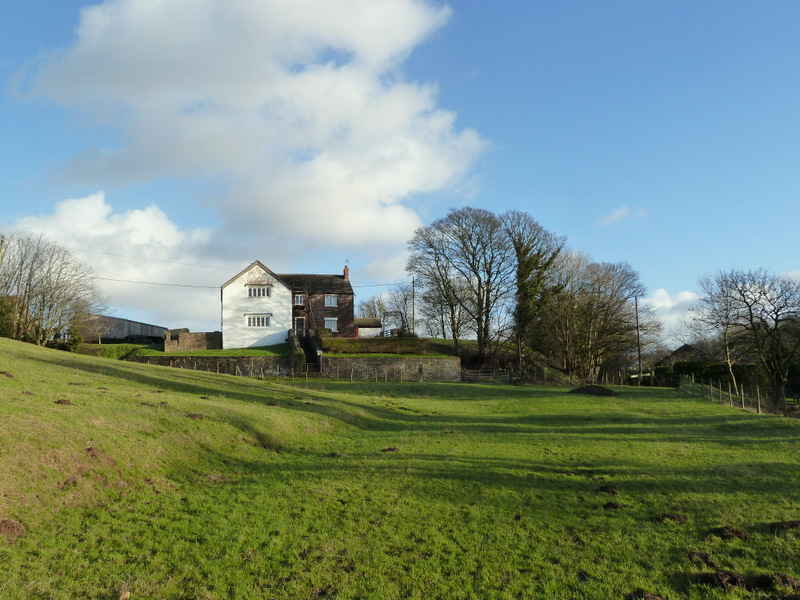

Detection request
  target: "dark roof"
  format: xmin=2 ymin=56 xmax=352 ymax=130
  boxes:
xmin=276 ymin=274 xmax=353 ymax=295
xmin=221 ymin=262 xmax=353 ymax=295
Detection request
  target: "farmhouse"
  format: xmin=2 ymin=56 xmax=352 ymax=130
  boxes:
xmin=221 ymin=261 xmax=355 ymax=349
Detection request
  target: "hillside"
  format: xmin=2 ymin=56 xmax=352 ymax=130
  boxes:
xmin=1 ymin=338 xmax=800 ymax=600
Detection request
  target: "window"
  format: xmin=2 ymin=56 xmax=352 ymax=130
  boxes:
xmin=324 ymin=294 xmax=338 ymax=307
xmin=248 ymin=286 xmax=271 ymax=298
xmin=294 ymin=294 xmax=305 ymax=306
xmin=246 ymin=314 xmax=271 ymax=327
xmin=324 ymin=318 xmax=338 ymax=333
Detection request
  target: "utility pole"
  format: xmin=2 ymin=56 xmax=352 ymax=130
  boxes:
xmin=635 ymin=295 xmax=643 ymax=385
xmin=411 ymin=277 xmax=416 ymax=334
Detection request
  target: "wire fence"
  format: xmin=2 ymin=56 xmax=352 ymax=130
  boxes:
xmin=679 ymin=378 xmax=800 ymax=417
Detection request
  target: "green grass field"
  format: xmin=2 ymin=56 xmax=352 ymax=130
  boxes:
xmin=1 ymin=338 xmax=799 ymax=600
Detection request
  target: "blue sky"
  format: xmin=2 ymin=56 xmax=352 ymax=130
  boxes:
xmin=2 ymin=1 xmax=799 ymax=343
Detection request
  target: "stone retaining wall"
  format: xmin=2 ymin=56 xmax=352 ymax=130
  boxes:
xmin=320 ymin=356 xmax=461 ymax=383
xmin=128 ymin=354 xmax=461 ymax=383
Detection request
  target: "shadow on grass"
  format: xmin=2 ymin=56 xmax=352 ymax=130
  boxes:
xmin=27 ymin=353 xmax=800 ymax=450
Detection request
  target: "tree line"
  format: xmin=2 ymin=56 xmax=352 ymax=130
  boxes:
xmin=359 ymin=207 xmax=661 ymax=381
xmin=0 ymin=232 xmax=104 ymax=348
xmin=685 ymin=268 xmax=800 ymax=411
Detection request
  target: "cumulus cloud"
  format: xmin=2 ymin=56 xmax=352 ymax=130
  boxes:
xmin=596 ymin=205 xmax=648 ymax=227
xmin=642 ymin=288 xmax=700 ymax=346
xmin=23 ymin=0 xmax=484 ymax=258
xmin=14 ymin=192 xmax=222 ymax=330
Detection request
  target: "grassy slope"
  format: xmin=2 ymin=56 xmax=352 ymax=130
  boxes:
xmin=1 ymin=338 xmax=799 ymax=600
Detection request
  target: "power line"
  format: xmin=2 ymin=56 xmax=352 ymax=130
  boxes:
xmin=93 ymin=276 xmax=411 ymax=291
xmin=350 ymin=281 xmax=409 ymax=289
xmin=95 ymin=277 xmax=218 ymax=289
xmin=70 ymin=247 xmax=232 ymax=271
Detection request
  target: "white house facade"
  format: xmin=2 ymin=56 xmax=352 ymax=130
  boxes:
xmin=221 ymin=261 xmax=293 ymax=349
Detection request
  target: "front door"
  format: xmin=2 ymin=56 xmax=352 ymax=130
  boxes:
xmin=294 ymin=317 xmax=305 ymax=335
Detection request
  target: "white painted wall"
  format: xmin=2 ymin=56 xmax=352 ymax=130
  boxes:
xmin=221 ymin=264 xmax=293 ymax=349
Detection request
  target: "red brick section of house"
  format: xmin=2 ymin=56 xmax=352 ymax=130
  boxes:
xmin=278 ymin=266 xmax=355 ymax=338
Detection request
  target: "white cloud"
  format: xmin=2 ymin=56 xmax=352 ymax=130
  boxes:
xmin=14 ymin=193 xmax=221 ymax=330
xmin=596 ymin=205 xmax=648 ymax=227
xmin=22 ymin=0 xmax=483 ymax=261
xmin=642 ymin=288 xmax=700 ymax=346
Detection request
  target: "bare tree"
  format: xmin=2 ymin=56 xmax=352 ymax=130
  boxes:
xmin=418 ymin=280 xmax=471 ymax=342
xmin=0 ymin=232 xmax=105 ymax=346
xmin=357 ymin=294 xmax=389 ymax=320
xmin=534 ymin=252 xmax=658 ymax=382
xmin=686 ymin=272 xmax=753 ymax=394
xmin=407 ymin=224 xmax=468 ymax=352
xmin=385 ymin=283 xmax=415 ymax=334
xmin=408 ymin=207 xmax=515 ymax=363
xmin=703 ymin=269 xmax=800 ymax=412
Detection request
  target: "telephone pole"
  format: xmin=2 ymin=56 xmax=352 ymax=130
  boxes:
xmin=635 ymin=295 xmax=643 ymax=385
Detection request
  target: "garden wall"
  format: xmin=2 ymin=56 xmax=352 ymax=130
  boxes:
xmin=164 ymin=331 xmax=222 ymax=353
xmin=320 ymin=356 xmax=461 ymax=383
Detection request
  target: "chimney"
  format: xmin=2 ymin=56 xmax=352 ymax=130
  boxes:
xmin=343 ymin=265 xmax=350 ymax=280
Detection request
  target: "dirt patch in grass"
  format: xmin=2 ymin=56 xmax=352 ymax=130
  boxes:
xmin=709 ymin=525 xmax=749 ymax=539
xmin=624 ymin=591 xmax=666 ymax=600
xmin=0 ymin=518 xmax=25 ymax=540
xmin=55 ymin=399 xmax=72 ymax=405
xmin=569 ymin=385 xmax=616 ymax=396
xmin=86 ymin=446 xmax=116 ymax=467
xmin=770 ymin=520 xmax=800 ymax=533
xmin=0 ymin=371 xmax=14 ymax=378
xmin=381 ymin=447 xmax=399 ymax=452
xmin=187 ymin=413 xmax=203 ymax=420
xmin=656 ymin=513 xmax=687 ymax=524
xmin=689 ymin=551 xmax=719 ymax=569
xmin=695 ymin=570 xmax=800 ymax=592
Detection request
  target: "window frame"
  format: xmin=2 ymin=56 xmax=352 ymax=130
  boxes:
xmin=247 ymin=285 xmax=272 ymax=298
xmin=246 ymin=314 xmax=272 ymax=327
xmin=324 ymin=294 xmax=338 ymax=307
xmin=323 ymin=317 xmax=338 ymax=333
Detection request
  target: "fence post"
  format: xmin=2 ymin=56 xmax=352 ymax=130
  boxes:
xmin=741 ymin=385 xmax=745 ymax=409
xmin=728 ymin=381 xmax=732 ymax=406
xmin=757 ymin=385 xmax=761 ymax=414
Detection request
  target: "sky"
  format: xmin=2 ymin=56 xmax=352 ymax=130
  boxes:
xmin=2 ymin=0 xmax=800 ymax=346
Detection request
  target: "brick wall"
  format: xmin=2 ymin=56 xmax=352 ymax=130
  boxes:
xmin=308 ymin=293 xmax=355 ymax=337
